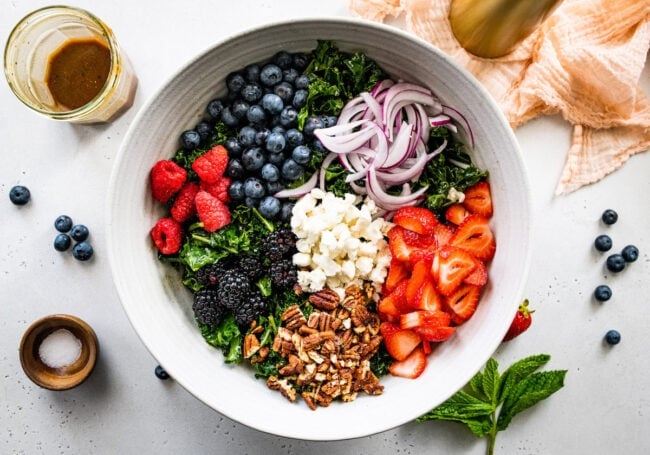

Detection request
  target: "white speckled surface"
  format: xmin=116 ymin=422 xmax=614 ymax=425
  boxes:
xmin=1 ymin=1 xmax=649 ymax=453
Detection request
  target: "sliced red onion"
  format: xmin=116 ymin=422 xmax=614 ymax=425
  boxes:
xmin=318 ymin=152 xmax=338 ymax=190
xmin=380 ymin=122 xmax=413 ymax=169
xmin=366 ymin=169 xmax=429 ymax=211
xmin=275 ymin=171 xmax=319 ymax=199
xmin=442 ymin=104 xmax=475 ymax=149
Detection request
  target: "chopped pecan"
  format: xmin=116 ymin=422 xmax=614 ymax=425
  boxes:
xmin=243 ymin=333 xmax=261 ymax=359
xmin=308 ymin=288 xmax=339 ymax=310
xmin=250 ymin=346 xmax=269 ymax=364
xmin=266 ymin=376 xmax=297 ymax=403
xmin=281 ymin=304 xmax=307 ymax=330
xmin=302 ymin=330 xmax=336 ymax=350
xmin=278 ymin=354 xmax=303 ymax=376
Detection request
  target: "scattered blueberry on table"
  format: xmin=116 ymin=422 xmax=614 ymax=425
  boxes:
xmin=9 ymin=185 xmax=31 ymax=205
xmin=594 ymin=234 xmax=612 ymax=252
xmin=53 ymin=233 xmax=72 ymax=252
xmin=621 ymin=245 xmax=639 ymax=263
xmin=604 ymin=329 xmax=621 ymax=345
xmin=54 ymin=215 xmax=73 ymax=232
xmin=154 ymin=365 xmax=170 ymax=380
xmin=601 ymin=209 xmax=618 ymax=225
xmin=606 ymin=253 xmax=626 ymax=273
xmin=594 ymin=285 xmax=612 ymax=302
xmin=52 ymin=216 xmax=94 ymax=261
xmin=72 ymin=241 xmax=93 ymax=261
xmin=70 ymin=224 xmax=89 ymax=242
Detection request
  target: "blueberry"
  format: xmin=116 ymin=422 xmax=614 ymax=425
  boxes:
xmin=621 ymin=245 xmax=639 ymax=263
xmin=267 ymin=152 xmax=285 ymax=166
xmin=292 ymin=89 xmax=308 ymax=108
xmin=227 ymin=180 xmax=245 ymax=201
xmin=594 ymin=234 xmax=612 ymax=252
xmin=241 ymin=147 xmax=266 ymax=172
xmin=226 ymin=159 xmax=245 ymax=179
xmin=206 ymin=99 xmax=224 ymax=120
xmin=72 ymin=241 xmax=93 ymax=261
xmin=226 ymin=72 xmax=246 ymax=94
xmin=154 ymin=365 xmax=170 ymax=380
xmin=266 ymin=180 xmax=285 ymax=195
xmin=285 ymin=129 xmax=304 ymax=147
xmin=70 ymin=224 xmax=89 ymax=242
xmin=238 ymin=126 xmax=257 ymax=147
xmin=280 ymin=202 xmax=295 ymax=221
xmin=258 ymin=196 xmax=282 ymax=219
xmin=180 ymin=130 xmax=201 ymax=150
xmin=195 ymin=121 xmax=212 ymax=142
xmin=260 ymin=163 xmax=280 ymax=182
xmin=245 ymin=196 xmax=260 ymax=208
xmin=606 ymin=254 xmax=626 ymax=273
xmin=594 ymin=285 xmax=612 ymax=302
xmin=260 ymin=64 xmax=283 ymax=87
xmin=54 ymin=233 xmax=72 ymax=252
xmin=54 ymin=215 xmax=73 ymax=233
xmin=604 ymin=329 xmax=621 ymax=345
xmin=231 ymin=99 xmax=249 ymax=119
xmin=281 ymin=159 xmax=304 ymax=181
xmin=303 ymin=116 xmax=325 ymax=137
xmin=282 ymin=68 xmax=299 ymax=84
xmin=601 ymin=209 xmax=618 ymax=225
xmin=273 ymin=51 xmax=293 ymax=70
xmin=274 ymin=82 xmax=294 ymax=104
xmin=271 ymin=126 xmax=286 ymax=135
xmin=311 ymin=139 xmax=326 ymax=152
xmin=262 ymin=93 xmax=284 ymax=114
xmin=292 ymin=53 xmax=309 ymax=71
xmin=294 ymin=74 xmax=310 ymax=90
xmin=224 ymin=137 xmax=243 ymax=158
xmin=220 ymin=106 xmax=239 ymax=127
xmin=241 ymin=83 xmax=263 ymax=103
xmin=255 ymin=128 xmax=271 ymax=145
xmin=265 ymin=131 xmax=286 ymax=153
xmin=246 ymin=104 xmax=266 ymax=124
xmin=9 ymin=185 xmax=31 ymax=205
xmin=291 ymin=145 xmax=312 ymax=164
xmin=244 ymin=177 xmax=266 ymax=198
xmin=244 ymin=64 xmax=261 ymax=83
xmin=322 ymin=115 xmax=338 ymax=128
xmin=279 ymin=106 xmax=298 ymax=127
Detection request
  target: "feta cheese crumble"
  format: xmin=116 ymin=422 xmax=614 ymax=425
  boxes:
xmin=290 ymin=189 xmax=392 ymax=297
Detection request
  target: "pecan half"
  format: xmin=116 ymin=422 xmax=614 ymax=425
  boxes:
xmin=308 ymin=288 xmax=339 ymax=310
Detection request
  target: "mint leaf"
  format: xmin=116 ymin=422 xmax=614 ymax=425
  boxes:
xmin=497 ymin=369 xmax=567 ymax=431
xmin=497 ymin=354 xmax=550 ymax=403
xmin=469 ymin=370 xmax=486 ymax=399
xmin=481 ymin=358 xmax=500 ymax=405
xmin=418 ymin=390 xmax=494 ymax=421
xmin=464 ymin=417 xmax=494 ymax=438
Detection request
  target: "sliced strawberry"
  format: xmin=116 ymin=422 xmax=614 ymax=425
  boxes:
xmin=200 ymin=176 xmax=231 ymax=203
xmin=410 ymin=277 xmax=443 ymax=312
xmin=385 ymin=258 xmax=410 ymax=293
xmin=393 ymin=206 xmax=439 ymax=235
xmin=445 ymin=283 xmax=481 ymax=325
xmin=464 ymin=257 xmax=488 ymax=286
xmin=445 ymin=204 xmax=470 ymax=225
xmin=194 ymin=190 xmax=231 ymax=232
xmin=192 ymin=145 xmax=229 ymax=184
xmin=415 ymin=325 xmax=456 ymax=342
xmin=380 ymin=322 xmax=421 ymax=361
xmin=432 ymin=222 xmax=455 ymax=248
xmin=408 ymin=248 xmax=436 ymax=268
xmin=170 ymin=181 xmax=200 ymax=223
xmin=389 ymin=346 xmax=427 ymax=379
xmin=378 ymin=280 xmax=411 ymax=318
xmin=388 ymin=226 xmax=435 ymax=262
xmin=462 ymin=181 xmax=493 ymax=218
xmin=431 ymin=246 xmax=477 ymax=296
xmin=406 ymin=260 xmax=430 ymax=308
xmin=400 ymin=310 xmax=451 ymax=330
xmin=421 ymin=339 xmax=432 ymax=354
xmin=450 ymin=214 xmax=496 ymax=261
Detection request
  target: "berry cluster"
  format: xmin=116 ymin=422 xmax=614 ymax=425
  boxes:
xmin=53 ymin=215 xmax=94 ymax=261
xmin=592 ymin=209 xmax=640 ymax=345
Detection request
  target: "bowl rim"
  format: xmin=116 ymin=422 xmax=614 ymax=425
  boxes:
xmin=107 ymin=17 xmax=532 ymax=440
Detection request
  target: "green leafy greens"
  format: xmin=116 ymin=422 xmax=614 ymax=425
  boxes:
xmin=417 ymin=354 xmax=567 ymax=455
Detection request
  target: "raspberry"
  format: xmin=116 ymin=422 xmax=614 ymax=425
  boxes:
xmin=151 ymin=217 xmax=183 ymax=255
xmin=195 ymin=190 xmax=231 ymax=232
xmin=170 ymin=181 xmax=200 ymax=223
xmin=192 ymin=145 xmax=229 ymax=184
xmin=150 ymin=159 xmax=187 ymax=203
xmin=200 ymin=177 xmax=231 ymax=203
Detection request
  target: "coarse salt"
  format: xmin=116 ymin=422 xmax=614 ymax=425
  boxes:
xmin=38 ymin=328 xmax=82 ymax=368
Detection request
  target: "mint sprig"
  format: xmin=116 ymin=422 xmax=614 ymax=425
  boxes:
xmin=417 ymin=354 xmax=567 ymax=455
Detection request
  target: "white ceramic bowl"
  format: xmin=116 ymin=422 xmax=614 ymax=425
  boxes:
xmin=107 ymin=18 xmax=531 ymax=440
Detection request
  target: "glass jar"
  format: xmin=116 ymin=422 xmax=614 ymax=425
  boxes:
xmin=4 ymin=6 xmax=138 ymax=123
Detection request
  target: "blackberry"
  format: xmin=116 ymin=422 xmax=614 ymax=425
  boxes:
xmin=233 ymin=289 xmax=267 ymax=327
xmin=268 ymin=258 xmax=298 ymax=290
xmin=262 ymin=228 xmax=297 ymax=261
xmin=192 ymin=288 xmax=227 ymax=326
xmin=195 ymin=260 xmax=230 ymax=287
xmin=217 ymin=269 xmax=251 ymax=310
xmin=238 ymin=255 xmax=265 ymax=281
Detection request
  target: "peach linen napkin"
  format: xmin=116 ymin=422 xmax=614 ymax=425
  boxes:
xmin=349 ymin=0 xmax=650 ymax=194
